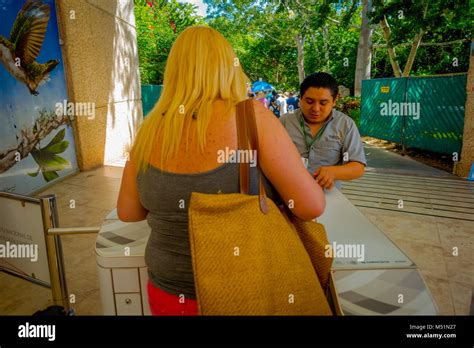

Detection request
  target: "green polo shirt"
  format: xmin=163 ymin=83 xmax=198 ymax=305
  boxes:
xmin=280 ymin=109 xmax=366 ymax=184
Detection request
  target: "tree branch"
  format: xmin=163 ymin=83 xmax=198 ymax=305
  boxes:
xmin=402 ymin=0 xmax=429 ymax=77
xmin=327 ymin=17 xmax=361 ymax=30
xmin=292 ymin=0 xmax=362 ymax=30
xmin=261 ymin=30 xmax=297 ymax=48
xmin=402 ymin=30 xmax=424 ymax=76
xmin=0 ymin=111 xmax=72 ymax=174
xmin=380 ymin=15 xmax=402 ymax=77
xmin=372 ymin=39 xmax=468 ymax=48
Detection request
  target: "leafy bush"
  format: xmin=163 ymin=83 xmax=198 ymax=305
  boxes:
xmin=335 ymin=96 xmax=361 ymax=127
xmin=134 ymin=0 xmax=203 ymax=85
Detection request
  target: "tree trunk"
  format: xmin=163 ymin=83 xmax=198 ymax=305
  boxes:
xmin=380 ymin=15 xmax=402 ymax=77
xmin=454 ymin=38 xmax=474 ymax=177
xmin=354 ymin=0 xmax=373 ymax=96
xmin=296 ymin=33 xmax=305 ymax=84
xmin=402 ymin=30 xmax=424 ymax=76
xmin=323 ymin=25 xmax=330 ymax=72
xmin=402 ymin=1 xmax=428 ymax=76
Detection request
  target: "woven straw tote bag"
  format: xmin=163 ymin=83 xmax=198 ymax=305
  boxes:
xmin=188 ymin=99 xmax=333 ymax=315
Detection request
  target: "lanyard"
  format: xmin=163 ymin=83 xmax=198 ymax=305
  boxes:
xmin=299 ymin=113 xmax=330 ymax=154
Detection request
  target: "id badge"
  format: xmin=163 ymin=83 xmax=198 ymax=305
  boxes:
xmin=301 ymin=157 xmax=309 ymax=169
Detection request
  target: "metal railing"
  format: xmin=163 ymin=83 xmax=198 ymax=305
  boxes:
xmin=0 ymin=192 xmax=100 ymax=313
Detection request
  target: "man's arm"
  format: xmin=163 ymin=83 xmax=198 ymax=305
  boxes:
xmin=313 ymin=117 xmax=366 ymax=189
xmin=313 ymin=162 xmax=365 ymax=189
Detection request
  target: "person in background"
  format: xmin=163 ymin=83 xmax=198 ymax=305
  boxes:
xmin=276 ymin=92 xmax=287 ymax=115
xmin=286 ymin=91 xmax=299 ymax=113
xmin=117 ymin=26 xmax=326 ymax=316
xmin=246 ymin=82 xmax=252 ymax=96
xmin=256 ymin=91 xmax=269 ymax=108
xmin=268 ymin=90 xmax=280 ymax=117
xmin=279 ymin=72 xmax=366 ymax=190
xmin=266 ymin=90 xmax=273 ymax=105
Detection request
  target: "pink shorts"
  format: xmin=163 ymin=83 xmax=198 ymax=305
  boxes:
xmin=147 ymin=280 xmax=199 ymax=316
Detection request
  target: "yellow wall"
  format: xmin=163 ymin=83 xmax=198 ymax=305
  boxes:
xmin=56 ymin=0 xmax=142 ymax=170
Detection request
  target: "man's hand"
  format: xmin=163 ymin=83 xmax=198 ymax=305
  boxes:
xmin=313 ymin=166 xmax=337 ymax=190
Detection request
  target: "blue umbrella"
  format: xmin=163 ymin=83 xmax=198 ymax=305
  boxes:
xmin=251 ymin=81 xmax=274 ymax=93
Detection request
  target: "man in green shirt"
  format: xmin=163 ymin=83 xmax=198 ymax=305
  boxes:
xmin=280 ymin=72 xmax=366 ymax=190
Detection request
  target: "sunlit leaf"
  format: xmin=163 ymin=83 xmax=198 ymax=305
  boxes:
xmin=27 ymin=168 xmax=40 ymax=177
xmin=45 ymin=128 xmax=66 ymax=148
xmin=42 ymin=154 xmax=71 ymax=172
xmin=43 ymin=140 xmax=69 ymax=154
xmin=42 ymin=170 xmax=59 ymax=182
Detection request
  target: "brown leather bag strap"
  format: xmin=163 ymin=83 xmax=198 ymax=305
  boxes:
xmin=236 ymin=101 xmax=250 ymax=195
xmin=236 ymin=99 xmax=269 ymax=214
xmin=244 ymin=100 xmax=269 ymax=214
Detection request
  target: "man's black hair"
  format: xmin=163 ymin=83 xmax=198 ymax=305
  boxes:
xmin=300 ymin=72 xmax=338 ymax=99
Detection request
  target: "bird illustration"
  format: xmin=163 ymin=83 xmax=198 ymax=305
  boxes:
xmin=0 ymin=0 xmax=59 ymax=95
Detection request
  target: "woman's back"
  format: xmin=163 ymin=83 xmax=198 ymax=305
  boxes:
xmin=137 ymin=162 xmax=241 ymax=299
xmin=137 ymin=100 xmax=279 ymax=299
xmin=143 ymin=98 xmax=325 ymax=219
xmin=148 ymin=100 xmax=238 ymax=173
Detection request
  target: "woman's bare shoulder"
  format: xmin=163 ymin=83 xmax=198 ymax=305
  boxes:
xmin=250 ymin=99 xmax=281 ymax=131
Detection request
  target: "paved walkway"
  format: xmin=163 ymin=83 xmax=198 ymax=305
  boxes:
xmin=363 ymin=144 xmax=458 ymax=178
xmin=338 ymin=143 xmax=474 ymax=315
xmin=343 ymin=172 xmax=474 ymax=221
xmin=343 ymin=144 xmax=474 ymax=221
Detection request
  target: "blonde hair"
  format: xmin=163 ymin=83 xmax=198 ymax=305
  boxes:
xmin=132 ymin=25 xmax=249 ymax=172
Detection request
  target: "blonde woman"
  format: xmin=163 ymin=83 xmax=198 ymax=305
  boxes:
xmin=117 ymin=26 xmax=325 ymax=316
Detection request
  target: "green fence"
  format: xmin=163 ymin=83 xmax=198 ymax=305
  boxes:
xmin=360 ymin=74 xmax=467 ymax=154
xmin=141 ymin=84 xmax=163 ymax=117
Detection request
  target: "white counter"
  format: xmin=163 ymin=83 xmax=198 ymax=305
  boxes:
xmin=318 ymin=188 xmax=413 ymax=269
xmin=95 ymin=189 xmax=437 ymax=315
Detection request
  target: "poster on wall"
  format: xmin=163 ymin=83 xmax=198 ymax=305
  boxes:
xmin=0 ymin=0 xmax=78 ymax=195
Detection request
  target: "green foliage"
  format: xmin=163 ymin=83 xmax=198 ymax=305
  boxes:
xmin=206 ymin=15 xmax=300 ymax=91
xmin=205 ymin=0 xmax=361 ymax=91
xmin=134 ymin=0 xmax=204 ymax=84
xmin=335 ymin=96 xmax=361 ymax=127
xmin=369 ymin=0 xmax=471 ymax=76
xmin=28 ymin=128 xmax=71 ymax=182
xmin=134 ymin=0 xmax=471 ymax=91
xmin=304 ymin=23 xmax=360 ymax=91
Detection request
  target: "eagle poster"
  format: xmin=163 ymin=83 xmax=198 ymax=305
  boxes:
xmin=0 ymin=0 xmax=78 ymax=194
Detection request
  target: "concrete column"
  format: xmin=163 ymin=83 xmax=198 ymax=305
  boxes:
xmin=56 ymin=0 xmax=142 ymax=170
xmin=455 ymin=39 xmax=474 ymax=178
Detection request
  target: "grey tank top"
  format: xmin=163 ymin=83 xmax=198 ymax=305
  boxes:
xmin=136 ymin=162 xmax=278 ymax=300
